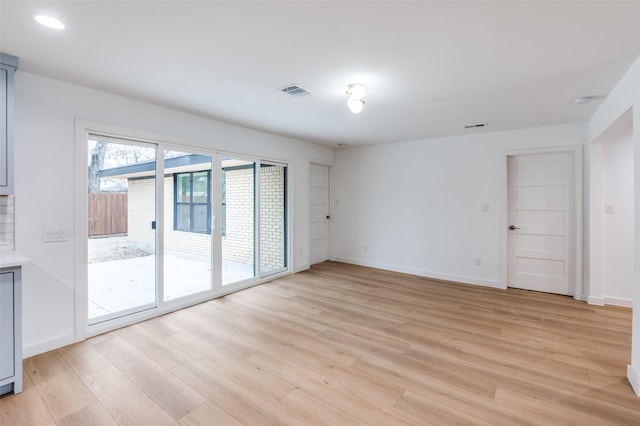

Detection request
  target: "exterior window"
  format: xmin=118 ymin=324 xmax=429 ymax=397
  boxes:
xmin=174 ymin=170 xmax=211 ymax=234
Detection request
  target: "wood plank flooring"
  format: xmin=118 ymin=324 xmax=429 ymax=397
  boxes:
xmin=2 ymin=261 xmax=639 ymax=425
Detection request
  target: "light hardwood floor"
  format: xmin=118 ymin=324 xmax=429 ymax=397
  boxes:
xmin=1 ymin=261 xmax=639 ymax=425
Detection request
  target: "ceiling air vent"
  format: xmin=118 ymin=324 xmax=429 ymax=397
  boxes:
xmin=464 ymin=122 xmax=488 ymax=129
xmin=280 ymin=84 xmax=312 ymax=96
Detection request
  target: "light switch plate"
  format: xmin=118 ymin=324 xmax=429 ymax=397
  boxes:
xmin=43 ymin=227 xmax=68 ymax=242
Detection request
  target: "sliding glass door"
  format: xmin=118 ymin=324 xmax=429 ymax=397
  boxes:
xmin=259 ymin=162 xmax=287 ymax=276
xmin=221 ymin=157 xmax=256 ymax=286
xmin=85 ymin=133 xmax=289 ymax=327
xmin=163 ymin=150 xmax=213 ymax=300
xmin=87 ymin=136 xmax=157 ymax=324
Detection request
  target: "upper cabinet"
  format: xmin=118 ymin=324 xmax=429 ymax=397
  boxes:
xmin=0 ymin=53 xmax=18 ymax=195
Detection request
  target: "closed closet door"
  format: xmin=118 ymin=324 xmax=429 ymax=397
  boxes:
xmin=310 ymin=163 xmax=330 ymax=264
xmin=507 ymin=152 xmax=574 ymax=295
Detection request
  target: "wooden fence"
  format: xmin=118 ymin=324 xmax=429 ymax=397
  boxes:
xmin=88 ymin=193 xmax=128 ymax=236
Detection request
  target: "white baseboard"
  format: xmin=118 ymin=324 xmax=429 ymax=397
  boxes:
xmin=587 ymin=295 xmax=632 ymax=307
xmin=293 ymin=264 xmax=310 ymax=273
xmin=628 ymin=365 xmax=640 ymax=396
xmin=603 ymin=296 xmax=633 ymax=308
xmin=587 ymin=296 xmax=605 ymax=306
xmin=333 ymin=256 xmax=502 ymax=289
xmin=23 ymin=333 xmax=80 ymax=358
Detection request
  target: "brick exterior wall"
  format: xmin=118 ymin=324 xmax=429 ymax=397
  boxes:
xmin=221 ymin=167 xmax=254 ymax=264
xmin=125 ymin=165 xmax=285 ymax=270
xmin=260 ymin=165 xmax=286 ymax=272
xmin=128 ymin=176 xmax=212 ymax=257
xmin=127 ymin=178 xmax=155 ymax=250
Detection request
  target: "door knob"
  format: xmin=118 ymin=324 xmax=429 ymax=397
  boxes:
xmin=509 ymin=225 xmax=521 ymax=230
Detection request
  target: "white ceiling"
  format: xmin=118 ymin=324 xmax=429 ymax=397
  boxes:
xmin=2 ymin=1 xmax=640 ymax=147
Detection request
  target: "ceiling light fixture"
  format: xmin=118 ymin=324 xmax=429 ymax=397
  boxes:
xmin=346 ymin=83 xmax=366 ymax=114
xmin=346 ymin=83 xmax=366 ymax=100
xmin=347 ymin=97 xmax=365 ymax=114
xmin=35 ymin=15 xmax=65 ymax=30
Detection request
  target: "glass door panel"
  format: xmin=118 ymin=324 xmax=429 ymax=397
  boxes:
xmin=259 ymin=163 xmax=287 ymax=276
xmin=87 ymin=136 xmax=157 ymax=324
xmin=221 ymin=158 xmax=256 ymax=285
xmin=163 ymin=150 xmax=213 ymax=300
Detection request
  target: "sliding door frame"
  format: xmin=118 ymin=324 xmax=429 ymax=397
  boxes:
xmin=74 ymin=120 xmax=293 ymax=340
xmin=86 ymin=133 xmax=160 ymax=326
xmin=258 ymin=160 xmax=289 ymax=278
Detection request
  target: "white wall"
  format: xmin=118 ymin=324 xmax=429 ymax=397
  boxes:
xmin=588 ymin=55 xmax=640 ymax=396
xmin=13 ymin=72 xmax=334 ymax=356
xmin=590 ymin=114 xmax=635 ymax=307
xmin=602 ymin=127 xmax=634 ymax=305
xmin=333 ymin=122 xmax=587 ymax=288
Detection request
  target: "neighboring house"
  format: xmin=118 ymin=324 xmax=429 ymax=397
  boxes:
xmin=99 ymin=154 xmax=286 ymax=273
xmin=98 ymin=177 xmax=127 ymax=192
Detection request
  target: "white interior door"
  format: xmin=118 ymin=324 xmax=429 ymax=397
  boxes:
xmin=310 ymin=163 xmax=330 ymax=264
xmin=508 ymin=152 xmax=574 ymax=295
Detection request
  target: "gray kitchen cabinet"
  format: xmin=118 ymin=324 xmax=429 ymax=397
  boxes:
xmin=0 ymin=267 xmax=22 ymax=395
xmin=0 ymin=53 xmax=19 ymax=195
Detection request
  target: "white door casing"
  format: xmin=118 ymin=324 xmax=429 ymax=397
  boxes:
xmin=310 ymin=163 xmax=330 ymax=264
xmin=507 ymin=152 xmax=575 ymax=295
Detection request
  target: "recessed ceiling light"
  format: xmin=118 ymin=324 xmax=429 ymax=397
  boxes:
xmin=573 ymin=96 xmax=592 ymax=105
xmin=35 ymin=15 xmax=65 ymax=30
xmin=572 ymin=96 xmax=603 ymax=105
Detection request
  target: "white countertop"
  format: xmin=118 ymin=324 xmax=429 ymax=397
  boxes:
xmin=0 ymin=251 xmax=30 ymax=268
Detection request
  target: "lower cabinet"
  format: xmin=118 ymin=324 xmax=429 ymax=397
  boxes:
xmin=0 ymin=267 xmax=22 ymax=395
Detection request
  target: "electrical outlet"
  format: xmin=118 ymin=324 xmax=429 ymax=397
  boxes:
xmin=43 ymin=227 xmax=68 ymax=242
xmin=605 ymin=204 xmax=615 ymax=214
xmin=474 ymin=257 xmax=482 ymax=266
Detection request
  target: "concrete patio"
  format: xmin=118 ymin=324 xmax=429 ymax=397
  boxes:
xmin=88 ymin=237 xmax=254 ymax=320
